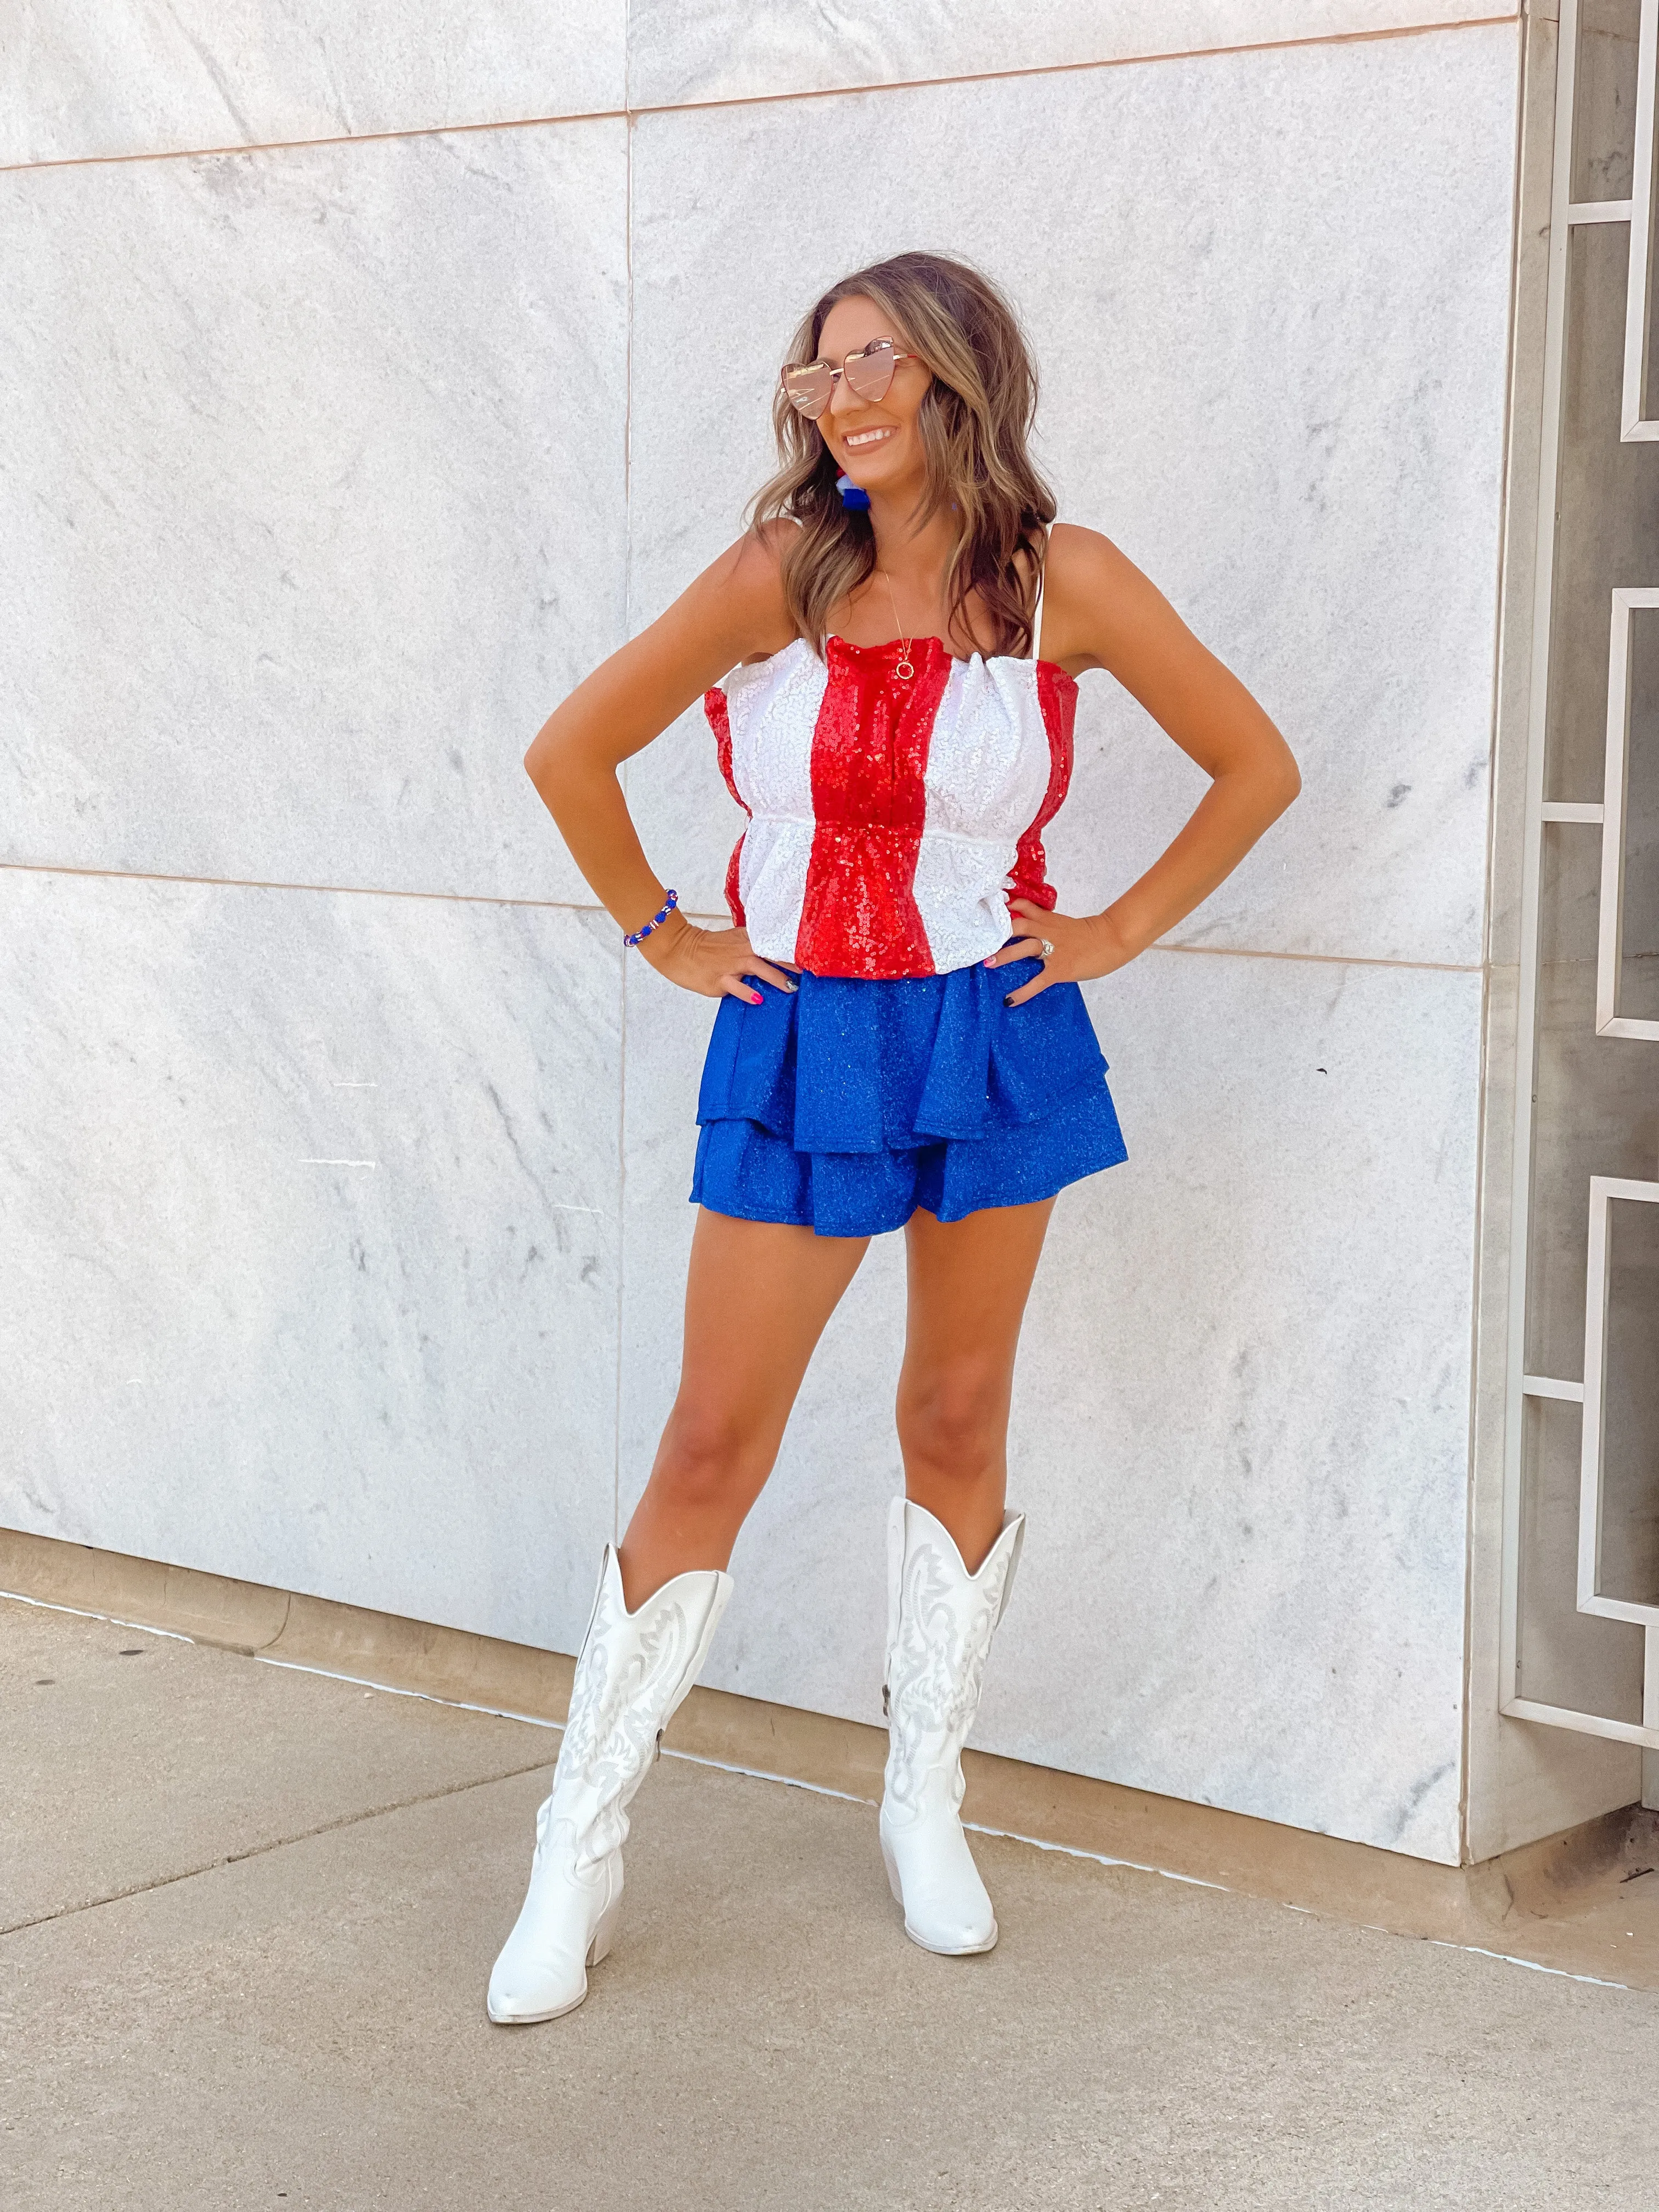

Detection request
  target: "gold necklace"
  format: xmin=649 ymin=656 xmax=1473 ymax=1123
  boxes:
xmin=880 ymin=569 xmax=915 ymax=681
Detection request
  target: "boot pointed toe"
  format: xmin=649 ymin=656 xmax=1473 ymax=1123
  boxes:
xmin=904 ymin=1910 xmax=998 ymax=1956
xmin=486 ymin=1960 xmax=588 ymax=2025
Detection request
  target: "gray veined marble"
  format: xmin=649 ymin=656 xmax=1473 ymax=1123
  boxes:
xmin=617 ymin=944 xmax=1482 ymax=1864
xmin=627 ymin=0 xmax=1517 ymax=111
xmin=0 ymin=1 xmax=627 ymax=166
xmin=625 ymin=27 xmax=1518 ymax=968
xmin=0 ymin=119 xmax=627 ymax=905
xmin=0 ymin=870 xmax=623 ymax=1658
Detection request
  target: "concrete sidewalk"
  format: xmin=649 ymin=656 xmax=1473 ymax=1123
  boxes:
xmin=3 ymin=1592 xmax=1653 ymax=2211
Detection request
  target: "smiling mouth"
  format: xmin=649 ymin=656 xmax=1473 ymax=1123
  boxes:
xmin=843 ymin=426 xmax=895 ymax=450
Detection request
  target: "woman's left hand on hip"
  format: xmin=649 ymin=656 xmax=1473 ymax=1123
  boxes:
xmin=986 ymin=900 xmax=1137 ymax=1006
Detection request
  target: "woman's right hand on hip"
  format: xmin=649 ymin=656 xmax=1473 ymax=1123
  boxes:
xmin=640 ymin=917 xmax=798 ymax=1005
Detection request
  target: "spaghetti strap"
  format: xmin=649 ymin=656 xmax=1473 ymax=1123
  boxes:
xmin=1030 ymin=524 xmax=1050 ymax=661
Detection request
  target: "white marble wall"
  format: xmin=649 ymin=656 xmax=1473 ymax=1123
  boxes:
xmin=629 ymin=0 xmax=1517 ymax=110
xmin=1 ymin=86 xmax=630 ymax=1656
xmin=0 ymin=5 xmax=626 ymax=163
xmin=2 ymin=123 xmax=628 ymax=902
xmin=0 ymin=871 xmax=622 ymax=1656
xmin=1 ymin=4 xmax=1518 ymax=164
xmin=0 ymin=8 xmax=1527 ymax=1863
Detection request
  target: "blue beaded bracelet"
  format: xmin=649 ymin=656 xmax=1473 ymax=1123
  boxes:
xmin=624 ymin=888 xmax=679 ymax=946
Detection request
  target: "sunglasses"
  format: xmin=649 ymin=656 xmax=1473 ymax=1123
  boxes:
xmin=781 ymin=337 xmax=920 ymax=421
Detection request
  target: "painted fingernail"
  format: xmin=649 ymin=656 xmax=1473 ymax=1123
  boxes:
xmin=748 ymin=989 xmax=763 ymax=1004
xmin=1002 ymin=992 xmax=1015 ymax=1007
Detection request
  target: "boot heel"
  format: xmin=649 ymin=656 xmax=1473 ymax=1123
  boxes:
xmin=586 ymin=1895 xmax=620 ymax=1970
xmin=881 ymin=1827 xmax=904 ymax=1907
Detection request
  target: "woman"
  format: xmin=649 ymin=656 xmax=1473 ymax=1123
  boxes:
xmin=488 ymin=252 xmax=1297 ymax=2024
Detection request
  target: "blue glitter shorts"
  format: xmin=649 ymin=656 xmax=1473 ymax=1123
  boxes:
xmin=690 ymin=952 xmax=1128 ymax=1238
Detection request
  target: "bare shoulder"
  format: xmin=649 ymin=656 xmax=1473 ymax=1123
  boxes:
xmin=1043 ymin=521 xmax=1138 ymax=597
xmin=716 ymin=516 xmax=799 ymax=591
xmin=684 ymin=520 xmax=799 ymax=666
xmin=1040 ymin=521 xmax=1185 ymax=675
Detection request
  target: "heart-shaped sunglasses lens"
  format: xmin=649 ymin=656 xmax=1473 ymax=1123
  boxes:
xmin=843 ymin=339 xmax=898 ymax=403
xmin=782 ymin=362 xmax=834 ymax=418
xmin=782 ymin=338 xmax=903 ymax=420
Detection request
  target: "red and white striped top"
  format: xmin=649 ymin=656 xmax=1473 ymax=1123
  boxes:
xmin=703 ymin=596 xmax=1076 ymax=980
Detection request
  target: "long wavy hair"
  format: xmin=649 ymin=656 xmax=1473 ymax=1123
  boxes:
xmin=749 ymin=251 xmax=1056 ymax=661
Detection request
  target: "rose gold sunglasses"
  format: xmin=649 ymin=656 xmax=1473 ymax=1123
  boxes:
xmin=781 ymin=337 xmax=920 ymax=421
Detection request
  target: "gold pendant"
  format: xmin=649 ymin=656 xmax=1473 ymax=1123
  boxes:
xmin=895 ymin=658 xmax=914 ymax=681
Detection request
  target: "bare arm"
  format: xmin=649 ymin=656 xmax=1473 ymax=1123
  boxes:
xmin=997 ymin=524 xmax=1300 ymax=1002
xmin=523 ymin=525 xmax=799 ymax=998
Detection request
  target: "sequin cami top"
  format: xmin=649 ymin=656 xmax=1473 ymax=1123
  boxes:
xmin=701 ymin=542 xmax=1076 ymax=980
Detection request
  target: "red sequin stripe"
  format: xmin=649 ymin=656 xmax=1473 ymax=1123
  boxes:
xmin=703 ymin=686 xmax=749 ymax=927
xmin=796 ymin=639 xmax=951 ymax=978
xmin=1007 ymin=663 xmax=1079 ymax=914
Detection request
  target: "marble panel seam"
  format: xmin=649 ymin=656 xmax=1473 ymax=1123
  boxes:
xmin=0 ymin=16 xmax=1522 ymax=177
xmin=1153 ymin=941 xmax=1485 ymax=975
xmin=0 ymin=861 xmax=597 ymax=916
xmin=0 ymin=105 xmax=623 ymax=180
xmin=618 ymin=11 xmax=1526 ymax=129
xmin=616 ymin=109 xmax=636 ymax=1550
xmin=0 ymin=867 xmax=1491 ymax=973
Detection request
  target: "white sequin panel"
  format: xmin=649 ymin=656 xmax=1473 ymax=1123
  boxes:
xmin=909 ymin=833 xmax=1016 ymax=973
xmin=922 ymin=657 xmax=1053 ymax=839
xmin=913 ymin=657 xmax=1053 ymax=973
xmin=733 ymin=819 xmax=817 ymax=962
xmin=722 ymin=637 xmax=826 ymax=963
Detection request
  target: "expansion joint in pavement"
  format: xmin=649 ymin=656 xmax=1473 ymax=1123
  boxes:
xmin=0 ymin=1754 xmax=555 ymax=1942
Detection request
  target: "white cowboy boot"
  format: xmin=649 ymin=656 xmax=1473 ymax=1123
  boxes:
xmin=487 ymin=1546 xmax=732 ymax=2024
xmin=880 ymin=1497 xmax=1025 ymax=1956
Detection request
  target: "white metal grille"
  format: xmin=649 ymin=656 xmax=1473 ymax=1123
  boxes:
xmin=1502 ymin=0 xmax=1659 ymax=1754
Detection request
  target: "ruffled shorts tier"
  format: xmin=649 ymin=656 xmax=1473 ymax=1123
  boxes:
xmin=690 ymin=952 xmax=1127 ymax=1239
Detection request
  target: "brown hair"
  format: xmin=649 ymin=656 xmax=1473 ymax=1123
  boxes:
xmin=749 ymin=251 xmax=1056 ymax=660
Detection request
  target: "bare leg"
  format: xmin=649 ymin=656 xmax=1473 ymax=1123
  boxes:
xmin=895 ymin=1198 xmax=1056 ymax=1572
xmin=618 ymin=1207 xmax=870 ymax=1607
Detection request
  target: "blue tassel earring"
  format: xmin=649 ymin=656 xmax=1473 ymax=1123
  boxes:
xmin=836 ymin=472 xmax=871 ymax=511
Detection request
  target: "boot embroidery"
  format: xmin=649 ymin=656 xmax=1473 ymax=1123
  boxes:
xmin=883 ymin=1527 xmax=1015 ymax=1822
xmin=542 ymin=1576 xmax=718 ymax=1874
